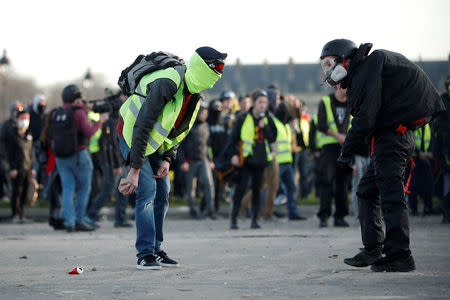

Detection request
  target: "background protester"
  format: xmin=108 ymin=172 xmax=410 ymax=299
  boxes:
xmin=316 ymin=84 xmax=352 ymax=228
xmin=51 ymin=84 xmax=106 ymax=232
xmin=3 ymin=110 xmax=34 ymax=223
xmin=85 ymin=93 xmax=131 ymax=228
xmin=178 ymin=104 xmax=216 ymax=219
xmin=227 ymin=89 xmax=277 ymax=229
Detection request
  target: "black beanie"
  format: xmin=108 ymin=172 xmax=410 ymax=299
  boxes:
xmin=195 ymin=47 xmax=227 ymax=62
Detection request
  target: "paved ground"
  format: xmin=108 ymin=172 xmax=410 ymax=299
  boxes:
xmin=0 ymin=205 xmax=449 ymax=300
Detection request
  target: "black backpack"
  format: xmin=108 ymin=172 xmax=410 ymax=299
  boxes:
xmin=50 ymin=107 xmax=79 ymax=158
xmin=118 ymin=51 xmax=185 ymax=96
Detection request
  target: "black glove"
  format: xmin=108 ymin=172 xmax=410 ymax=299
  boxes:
xmin=336 ymin=151 xmax=353 ymax=174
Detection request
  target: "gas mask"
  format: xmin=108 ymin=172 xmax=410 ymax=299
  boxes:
xmin=320 ymin=56 xmax=348 ymax=87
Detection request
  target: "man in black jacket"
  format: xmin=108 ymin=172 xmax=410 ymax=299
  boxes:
xmin=319 ymin=39 xmax=445 ymax=272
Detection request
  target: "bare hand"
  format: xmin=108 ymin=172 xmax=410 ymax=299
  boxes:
xmin=337 ymin=133 xmax=346 ymax=145
xmin=210 ymin=162 xmax=215 ymax=170
xmin=10 ymin=169 xmax=18 ymax=179
xmin=181 ymin=162 xmax=189 ymax=172
xmin=31 ymin=169 xmax=36 ymax=177
xmin=231 ymin=155 xmax=239 ymax=166
xmin=118 ymin=168 xmax=139 ymax=195
xmin=154 ymin=160 xmax=170 ymax=178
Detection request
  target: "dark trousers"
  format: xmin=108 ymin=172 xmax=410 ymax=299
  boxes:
xmin=231 ymin=163 xmax=265 ymax=222
xmin=408 ymin=158 xmax=434 ymax=213
xmin=317 ymin=144 xmax=349 ymax=219
xmin=357 ymin=130 xmax=414 ymax=257
xmin=11 ymin=170 xmax=29 ymax=218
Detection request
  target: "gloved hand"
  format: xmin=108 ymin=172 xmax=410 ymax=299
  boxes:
xmin=336 ymin=151 xmax=353 ymax=174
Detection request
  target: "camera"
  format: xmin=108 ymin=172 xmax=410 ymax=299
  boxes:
xmin=88 ymin=89 xmax=123 ymax=118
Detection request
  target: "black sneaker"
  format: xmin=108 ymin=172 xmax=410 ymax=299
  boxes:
xmin=65 ymin=225 xmax=75 ymax=233
xmin=334 ymin=218 xmax=349 ymax=227
xmin=289 ymin=215 xmax=307 ymax=221
xmin=319 ymin=218 xmax=328 ymax=228
xmin=114 ymin=221 xmax=133 ymax=228
xmin=137 ymin=254 xmax=161 ymax=270
xmin=273 ymin=211 xmax=286 ymax=218
xmin=155 ymin=251 xmax=179 ymax=267
xmin=370 ymin=254 xmax=416 ymax=272
xmin=75 ymin=222 xmax=95 ymax=232
xmin=250 ymin=221 xmax=261 ymax=229
xmin=344 ymin=248 xmax=383 ymax=267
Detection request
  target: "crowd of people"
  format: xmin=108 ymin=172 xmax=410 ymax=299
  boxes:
xmin=0 ymin=43 xmax=449 ymax=272
xmin=1 ymin=77 xmax=449 ymax=229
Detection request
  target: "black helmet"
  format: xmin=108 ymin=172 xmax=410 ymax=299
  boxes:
xmin=62 ymin=84 xmax=81 ymax=103
xmin=320 ymin=39 xmax=357 ymax=60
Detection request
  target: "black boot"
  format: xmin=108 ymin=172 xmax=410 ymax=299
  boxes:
xmin=344 ymin=248 xmax=383 ymax=267
xmin=250 ymin=219 xmax=261 ymax=229
xmin=250 ymin=203 xmax=261 ymax=229
xmin=230 ymin=217 xmax=239 ymax=230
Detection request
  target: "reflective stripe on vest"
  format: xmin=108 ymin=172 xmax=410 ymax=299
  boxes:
xmin=273 ymin=117 xmax=292 ymax=164
xmin=119 ymin=66 xmax=198 ymax=155
xmin=240 ymin=113 xmax=272 ymax=162
xmin=414 ymin=123 xmax=431 ymax=152
xmin=88 ymin=111 xmax=101 ymax=153
xmin=319 ymin=95 xmax=352 ymax=146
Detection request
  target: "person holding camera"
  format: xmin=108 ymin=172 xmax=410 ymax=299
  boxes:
xmin=52 ymin=84 xmax=107 ymax=232
xmin=85 ymin=93 xmax=132 ymax=228
xmin=227 ymin=89 xmax=277 ymax=229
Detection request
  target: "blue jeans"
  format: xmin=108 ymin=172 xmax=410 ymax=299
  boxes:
xmin=119 ymin=136 xmax=170 ymax=259
xmin=279 ymin=163 xmax=300 ymax=218
xmin=87 ymin=164 xmax=129 ymax=224
xmin=55 ymin=149 xmax=93 ymax=227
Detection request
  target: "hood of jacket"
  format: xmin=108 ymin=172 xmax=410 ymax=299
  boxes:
xmin=185 ymin=52 xmax=222 ymax=94
xmin=341 ymin=43 xmax=373 ymax=89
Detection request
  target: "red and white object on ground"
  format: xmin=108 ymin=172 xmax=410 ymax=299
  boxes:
xmin=68 ymin=267 xmax=84 ymax=275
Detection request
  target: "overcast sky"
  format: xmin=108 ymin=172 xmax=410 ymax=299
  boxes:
xmin=1 ymin=0 xmax=449 ymax=87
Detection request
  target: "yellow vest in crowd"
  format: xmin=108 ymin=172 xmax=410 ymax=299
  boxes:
xmin=414 ymin=123 xmax=431 ymax=153
xmin=273 ymin=117 xmax=293 ymax=164
xmin=319 ymin=95 xmax=352 ymax=146
xmin=241 ymin=113 xmax=272 ymax=162
xmin=88 ymin=111 xmax=101 ymax=154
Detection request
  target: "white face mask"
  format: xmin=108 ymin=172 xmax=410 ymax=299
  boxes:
xmin=18 ymin=119 xmax=30 ymax=130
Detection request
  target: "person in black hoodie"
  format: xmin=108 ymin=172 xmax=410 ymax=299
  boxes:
xmin=319 ymin=39 xmax=445 ymax=272
xmin=227 ymin=89 xmax=277 ymax=229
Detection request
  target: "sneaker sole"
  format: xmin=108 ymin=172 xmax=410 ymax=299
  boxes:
xmin=159 ymin=263 xmax=180 ymax=268
xmin=137 ymin=265 xmax=162 ymax=270
xmin=343 ymin=258 xmax=369 ymax=267
xmin=371 ymin=264 xmax=416 ymax=272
